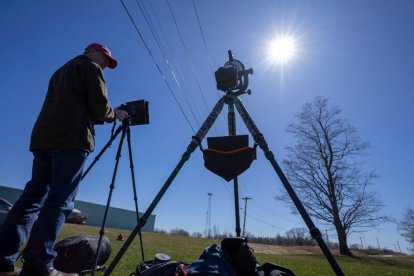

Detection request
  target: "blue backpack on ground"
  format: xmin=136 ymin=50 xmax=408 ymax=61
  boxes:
xmin=187 ymin=244 xmax=235 ymax=275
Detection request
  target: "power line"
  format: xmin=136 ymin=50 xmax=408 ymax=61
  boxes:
xmin=191 ymin=0 xmax=228 ymax=130
xmin=141 ymin=0 xmax=232 ymax=200
xmin=250 ymin=197 xmax=300 ymax=225
xmin=135 ymin=0 xmax=167 ymax=60
xmin=140 ymin=1 xmax=233 ymax=200
xmin=119 ymin=0 xmax=196 ymax=133
xmin=166 ymin=0 xmax=211 ymax=115
xmin=247 ymin=214 xmax=287 ymax=232
xmin=192 ymin=0 xmax=220 ymax=99
xmin=153 ymin=1 xmax=225 ymax=134
xmin=135 ymin=0 xmax=203 ymax=128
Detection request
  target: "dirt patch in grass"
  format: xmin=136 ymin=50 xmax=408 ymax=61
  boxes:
xmin=249 ymin=244 xmax=345 ymax=256
xmin=250 ymin=243 xmax=315 ymax=255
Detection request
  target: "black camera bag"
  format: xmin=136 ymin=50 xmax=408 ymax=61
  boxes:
xmin=221 ymin=238 xmax=295 ymax=276
xmin=53 ymin=235 xmax=111 ymax=273
xmin=221 ymin=237 xmax=257 ymax=276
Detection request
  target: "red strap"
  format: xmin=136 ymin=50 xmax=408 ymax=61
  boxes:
xmin=205 ymin=146 xmax=252 ymax=154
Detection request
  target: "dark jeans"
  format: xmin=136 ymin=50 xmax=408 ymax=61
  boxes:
xmin=0 ymin=149 xmax=88 ymax=272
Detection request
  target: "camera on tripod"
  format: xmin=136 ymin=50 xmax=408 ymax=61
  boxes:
xmin=215 ymin=50 xmax=253 ymax=95
xmin=117 ymin=100 xmax=149 ymax=126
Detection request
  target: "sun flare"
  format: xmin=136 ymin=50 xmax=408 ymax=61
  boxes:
xmin=268 ymin=36 xmax=297 ymax=64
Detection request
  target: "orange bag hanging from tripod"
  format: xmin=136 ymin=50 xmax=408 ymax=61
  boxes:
xmin=203 ymin=135 xmax=256 ymax=181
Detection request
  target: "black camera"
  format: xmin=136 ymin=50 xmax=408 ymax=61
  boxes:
xmin=215 ymin=64 xmax=240 ymax=91
xmin=215 ymin=50 xmax=253 ymax=95
xmin=117 ymin=100 xmax=149 ymax=126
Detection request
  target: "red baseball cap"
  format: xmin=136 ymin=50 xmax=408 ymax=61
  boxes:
xmin=85 ymin=43 xmax=118 ymax=69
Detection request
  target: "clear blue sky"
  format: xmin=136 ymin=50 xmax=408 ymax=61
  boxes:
xmin=1 ymin=1 xmax=413 ymax=254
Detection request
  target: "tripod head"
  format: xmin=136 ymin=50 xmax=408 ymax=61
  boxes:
xmin=215 ymin=50 xmax=253 ymax=97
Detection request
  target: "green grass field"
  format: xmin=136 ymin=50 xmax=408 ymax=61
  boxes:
xmin=59 ymin=224 xmax=414 ymax=275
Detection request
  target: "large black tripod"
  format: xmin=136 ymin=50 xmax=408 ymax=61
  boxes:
xmin=80 ymin=120 xmax=145 ymax=276
xmin=103 ymin=94 xmax=345 ymax=276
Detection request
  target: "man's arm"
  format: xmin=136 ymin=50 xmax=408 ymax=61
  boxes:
xmin=83 ymin=63 xmax=116 ymax=123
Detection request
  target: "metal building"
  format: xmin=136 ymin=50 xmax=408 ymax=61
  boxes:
xmin=0 ymin=185 xmax=155 ymax=232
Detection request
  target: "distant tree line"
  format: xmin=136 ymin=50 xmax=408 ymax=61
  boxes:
xmin=154 ymin=226 xmax=407 ymax=255
xmin=349 ymin=244 xmax=405 ymax=256
xmin=156 ymin=227 xmax=315 ymax=246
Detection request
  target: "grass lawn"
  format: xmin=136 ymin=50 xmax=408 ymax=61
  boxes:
xmin=58 ymin=224 xmax=414 ymax=275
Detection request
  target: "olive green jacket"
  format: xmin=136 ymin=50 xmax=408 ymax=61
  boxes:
xmin=30 ymin=55 xmax=115 ymax=152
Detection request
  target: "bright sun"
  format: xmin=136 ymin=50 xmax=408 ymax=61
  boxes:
xmin=268 ymin=36 xmax=297 ymax=64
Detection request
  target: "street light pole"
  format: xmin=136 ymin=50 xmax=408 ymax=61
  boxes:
xmin=205 ymin=193 xmax=213 ymax=237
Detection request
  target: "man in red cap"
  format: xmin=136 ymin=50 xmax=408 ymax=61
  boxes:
xmin=0 ymin=43 xmax=128 ymax=276
xmin=84 ymin=43 xmax=118 ymax=69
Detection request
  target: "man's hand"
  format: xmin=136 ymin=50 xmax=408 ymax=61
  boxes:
xmin=114 ymin=108 xmax=129 ymax=121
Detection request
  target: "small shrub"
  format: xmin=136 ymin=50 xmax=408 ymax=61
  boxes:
xmin=170 ymin=228 xmax=189 ymax=236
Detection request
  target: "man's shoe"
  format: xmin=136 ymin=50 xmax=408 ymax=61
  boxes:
xmin=48 ymin=268 xmax=79 ymax=276
xmin=0 ymin=265 xmax=21 ymax=276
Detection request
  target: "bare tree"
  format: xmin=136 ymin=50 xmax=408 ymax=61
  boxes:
xmin=285 ymin=227 xmax=310 ymax=246
xmin=399 ymin=208 xmax=414 ymax=249
xmin=278 ymin=97 xmax=386 ymax=256
xmin=169 ymin=228 xmax=189 ymax=236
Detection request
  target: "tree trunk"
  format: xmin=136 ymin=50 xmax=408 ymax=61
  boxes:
xmin=336 ymin=224 xmax=352 ymax=256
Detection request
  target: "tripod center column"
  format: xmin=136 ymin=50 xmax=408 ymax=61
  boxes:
xmin=226 ymin=96 xmax=241 ymax=237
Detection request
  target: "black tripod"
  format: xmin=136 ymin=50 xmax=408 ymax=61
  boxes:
xmin=81 ymin=119 xmax=145 ymax=276
xmin=103 ymin=94 xmax=345 ymax=276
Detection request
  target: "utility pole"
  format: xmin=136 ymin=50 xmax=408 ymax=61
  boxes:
xmin=359 ymin=237 xmax=364 ymax=250
xmin=241 ymin=196 xmax=252 ymax=237
xmin=204 ymin=193 xmax=213 ymax=237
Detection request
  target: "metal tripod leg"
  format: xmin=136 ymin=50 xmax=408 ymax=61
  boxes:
xmin=91 ymin=124 xmax=128 ymax=276
xmin=103 ymin=97 xmax=226 ymax=276
xmin=81 ymin=124 xmax=124 ymax=180
xmin=126 ymin=127 xmax=145 ymax=261
xmin=78 ymin=121 xmax=147 ymax=273
xmin=234 ymin=98 xmax=345 ymax=276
